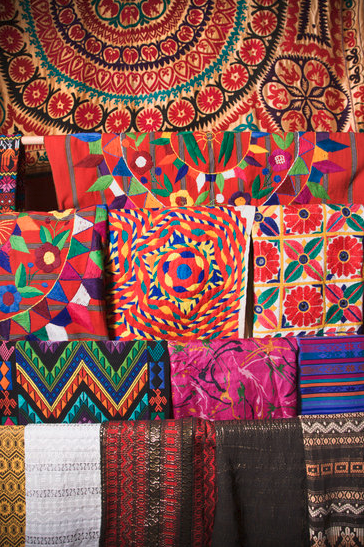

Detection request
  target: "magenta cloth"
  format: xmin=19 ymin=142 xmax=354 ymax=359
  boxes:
xmin=168 ymin=338 xmax=298 ymax=420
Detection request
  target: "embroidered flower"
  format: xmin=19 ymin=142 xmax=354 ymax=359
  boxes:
xmin=326 ymin=283 xmax=363 ymax=325
xmin=136 ymin=108 xmax=163 ymax=131
xmin=48 ymin=91 xmax=74 ymax=119
xmin=105 ymin=110 xmax=131 ymax=133
xmin=221 ymin=65 xmax=248 ymax=91
xmin=326 ymin=204 xmax=363 ymax=232
xmin=284 ymin=285 xmax=323 ymax=327
xmin=196 ymin=87 xmax=224 ymax=114
xmin=0 ymin=285 xmax=22 ymax=314
xmin=130 ymin=151 xmax=153 ymax=176
xmin=284 ymin=205 xmax=323 ymax=234
xmin=0 ymin=176 xmax=16 ymax=193
xmin=35 ymin=242 xmax=61 ymax=273
xmin=327 ymin=236 xmax=363 ymax=278
xmin=228 ymin=191 xmax=251 ymax=207
xmin=284 ymin=238 xmax=324 ymax=282
xmin=23 ymin=79 xmax=48 ymax=108
xmin=268 ymin=149 xmax=292 ymax=172
xmin=254 ymin=241 xmax=279 ymax=282
xmin=9 ymin=55 xmax=35 ymax=83
xmin=239 ymin=39 xmax=266 ymax=65
xmin=75 ymin=103 xmax=103 ymax=130
xmin=170 ymin=190 xmax=194 ymax=207
xmin=167 ymin=99 xmax=195 ymax=127
xmin=251 ymin=10 xmax=278 ymax=36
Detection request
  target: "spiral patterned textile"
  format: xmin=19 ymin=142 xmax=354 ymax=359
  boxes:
xmin=107 ymin=206 xmax=254 ymax=339
xmin=0 ymin=0 xmax=363 ymax=171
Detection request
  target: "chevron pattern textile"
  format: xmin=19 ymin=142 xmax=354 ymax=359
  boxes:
xmin=300 ymin=413 xmax=364 ymax=546
xmin=24 ymin=423 xmax=101 ymax=547
xmin=0 ymin=205 xmax=108 ymax=341
xmin=0 ymin=340 xmax=17 ymax=425
xmin=0 ymin=135 xmax=21 ymax=212
xmin=0 ymin=425 xmax=25 ymax=547
xmin=13 ymin=341 xmax=170 ymax=424
xmin=107 ymin=206 xmax=254 ymax=339
xmin=100 ymin=418 xmax=216 ymax=547
xmin=45 ymin=132 xmax=364 ymax=211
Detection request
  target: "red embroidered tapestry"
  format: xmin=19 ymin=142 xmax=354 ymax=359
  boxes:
xmin=1 ymin=1 xmax=363 ymax=170
xmin=0 ymin=206 xmax=108 ymax=340
xmin=45 ymin=132 xmax=364 ymax=210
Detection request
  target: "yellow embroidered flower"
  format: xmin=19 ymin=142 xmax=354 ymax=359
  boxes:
xmin=170 ymin=190 xmax=193 ymax=207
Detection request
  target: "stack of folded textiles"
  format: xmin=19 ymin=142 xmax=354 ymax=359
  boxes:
xmin=1 ymin=131 xmax=364 ymax=546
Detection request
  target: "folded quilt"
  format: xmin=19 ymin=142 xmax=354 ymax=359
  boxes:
xmin=168 ymin=338 xmax=298 ymax=420
xmin=252 ymin=204 xmax=364 ymax=336
xmin=299 ymin=335 xmax=364 ymax=414
xmin=0 ymin=206 xmax=108 ymax=341
xmin=106 ymin=206 xmax=254 ymax=339
xmin=24 ymin=423 xmax=102 ymax=547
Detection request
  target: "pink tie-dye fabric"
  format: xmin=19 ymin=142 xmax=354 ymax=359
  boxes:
xmin=168 ymin=338 xmax=298 ymax=420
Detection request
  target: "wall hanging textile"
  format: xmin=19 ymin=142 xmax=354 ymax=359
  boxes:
xmin=0 ymin=134 xmax=21 ymax=212
xmin=168 ymin=337 xmax=298 ymax=420
xmin=299 ymin=336 xmax=364 ymax=415
xmin=44 ymin=132 xmax=364 ymax=210
xmin=0 ymin=206 xmax=108 ymax=341
xmin=0 ymin=425 xmax=25 ymax=547
xmin=1 ymin=0 xmax=363 ymax=175
xmin=10 ymin=340 xmax=170 ymax=424
xmin=300 ymin=413 xmax=364 ymax=546
xmin=211 ymin=418 xmax=309 ymax=547
xmin=24 ymin=423 xmax=101 ymax=547
xmin=252 ymin=204 xmax=364 ymax=337
xmin=100 ymin=418 xmax=216 ymax=547
xmin=0 ymin=340 xmax=17 ymax=425
xmin=106 ymin=205 xmax=254 ymax=339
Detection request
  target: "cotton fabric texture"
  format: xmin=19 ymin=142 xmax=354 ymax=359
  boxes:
xmin=24 ymin=423 xmax=102 ymax=547
xmin=0 ymin=206 xmax=108 ymax=341
xmin=0 ymin=425 xmax=25 ymax=547
xmin=0 ymin=340 xmax=17 ymax=425
xmin=100 ymin=418 xmax=216 ymax=547
xmin=211 ymin=418 xmax=309 ymax=547
xmin=299 ymin=335 xmax=364 ymax=414
xmin=106 ymin=206 xmax=254 ymax=339
xmin=168 ymin=338 xmax=298 ymax=420
xmin=13 ymin=340 xmax=171 ymax=423
xmin=0 ymin=135 xmax=21 ymax=212
xmin=300 ymin=413 xmax=364 ymax=546
xmin=252 ymin=204 xmax=364 ymax=336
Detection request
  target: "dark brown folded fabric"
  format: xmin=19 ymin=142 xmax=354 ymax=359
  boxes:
xmin=100 ymin=418 xmax=216 ymax=547
xmin=300 ymin=413 xmax=364 ymax=546
xmin=212 ymin=418 xmax=309 ymax=547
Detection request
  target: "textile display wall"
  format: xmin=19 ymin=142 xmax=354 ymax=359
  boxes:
xmin=0 ymin=0 xmax=363 ymax=173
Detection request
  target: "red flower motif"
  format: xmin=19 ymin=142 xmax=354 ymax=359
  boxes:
xmin=23 ymin=80 xmax=48 ymax=108
xmin=188 ymin=8 xmax=204 ymax=25
xmin=0 ymin=26 xmax=23 ymax=53
xmin=59 ymin=8 xmax=75 ymax=25
xmin=311 ymin=110 xmax=336 ymax=131
xmin=86 ymin=38 xmax=102 ymax=55
xmin=284 ymin=205 xmax=323 ymax=234
xmin=251 ymin=10 xmax=277 ymax=36
xmin=9 ymin=56 xmax=35 ymax=83
xmin=327 ymin=236 xmax=363 ymax=278
xmin=265 ymin=83 xmax=290 ymax=109
xmin=254 ymin=241 xmax=279 ymax=282
xmin=284 ymin=285 xmax=323 ymax=327
xmin=104 ymin=47 xmax=120 ymax=63
xmin=35 ymin=243 xmax=61 ymax=273
xmin=48 ymin=92 xmax=74 ymax=119
xmin=74 ymin=103 xmax=102 ymax=129
xmin=167 ymin=99 xmax=195 ymax=127
xmin=68 ymin=24 xmax=86 ymax=41
xmin=136 ymin=108 xmax=163 ymax=131
xmin=196 ymin=87 xmax=223 ymax=114
xmin=130 ymin=151 xmax=153 ymax=176
xmin=105 ymin=110 xmax=131 ymax=132
xmin=0 ymin=176 xmax=15 ymax=193
xmin=120 ymin=5 xmax=140 ymax=25
xmin=326 ymin=284 xmax=362 ymax=323
xmin=324 ymin=88 xmax=347 ymax=113
xmin=221 ymin=65 xmax=248 ymax=91
xmin=239 ymin=39 xmax=266 ymax=65
xmin=326 ymin=204 xmax=361 ymax=232
xmin=268 ymin=149 xmax=292 ymax=172
xmin=281 ymin=111 xmax=307 ymax=131
xmin=0 ymin=0 xmax=15 ymax=21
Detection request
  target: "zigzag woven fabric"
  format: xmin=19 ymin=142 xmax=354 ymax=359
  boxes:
xmin=1 ymin=0 xmax=363 ymax=175
xmin=0 ymin=340 xmax=17 ymax=425
xmin=107 ymin=206 xmax=254 ymax=339
xmin=300 ymin=413 xmax=364 ymax=546
xmin=0 ymin=135 xmax=20 ymax=212
xmin=45 ymin=132 xmax=364 ymax=211
xmin=0 ymin=425 xmax=25 ymax=547
xmin=100 ymin=418 xmax=216 ymax=547
xmin=299 ymin=336 xmax=364 ymax=415
xmin=14 ymin=341 xmax=171 ymax=423
xmin=0 ymin=205 xmax=108 ymax=341
xmin=252 ymin=204 xmax=364 ymax=336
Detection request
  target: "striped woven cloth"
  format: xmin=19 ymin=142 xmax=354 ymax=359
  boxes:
xmin=298 ymin=336 xmax=364 ymax=414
